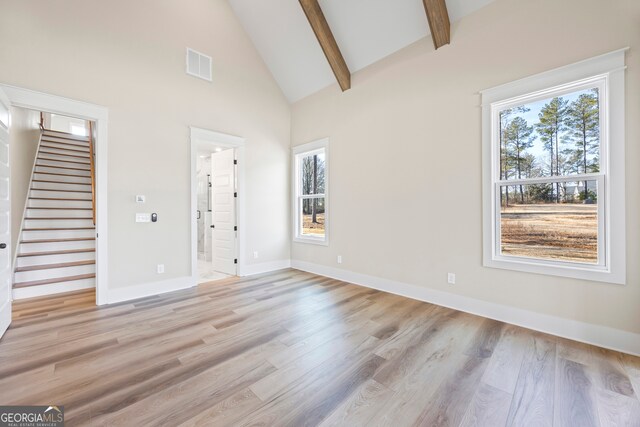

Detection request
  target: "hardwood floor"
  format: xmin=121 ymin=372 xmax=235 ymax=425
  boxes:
xmin=2 ymin=269 xmax=639 ymax=426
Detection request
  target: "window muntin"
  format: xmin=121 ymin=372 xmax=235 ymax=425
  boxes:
xmin=293 ymin=140 xmax=328 ymax=244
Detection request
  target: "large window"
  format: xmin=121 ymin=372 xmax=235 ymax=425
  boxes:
xmin=293 ymin=139 xmax=328 ymax=245
xmin=482 ymin=50 xmax=626 ymax=284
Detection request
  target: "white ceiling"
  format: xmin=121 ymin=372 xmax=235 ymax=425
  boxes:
xmin=228 ymin=0 xmax=495 ymax=103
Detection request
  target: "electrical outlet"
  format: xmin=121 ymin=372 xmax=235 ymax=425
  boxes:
xmin=253 ymin=251 xmax=259 ymax=259
xmin=157 ymin=264 xmax=165 ymax=274
xmin=447 ymin=273 xmax=455 ymax=284
xmin=337 ymin=255 xmax=342 ymax=264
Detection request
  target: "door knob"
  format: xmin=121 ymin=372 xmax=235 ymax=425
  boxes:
xmin=0 ymin=243 xmax=6 ymax=249
xmin=210 ymin=225 xmax=215 ymax=229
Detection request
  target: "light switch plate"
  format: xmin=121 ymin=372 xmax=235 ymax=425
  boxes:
xmin=136 ymin=213 xmax=151 ymax=223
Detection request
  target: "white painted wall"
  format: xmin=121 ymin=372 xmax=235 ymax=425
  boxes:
xmin=9 ymin=107 xmax=40 ymax=260
xmin=0 ymin=0 xmax=291 ymax=294
xmin=291 ymin=0 xmax=640 ymax=336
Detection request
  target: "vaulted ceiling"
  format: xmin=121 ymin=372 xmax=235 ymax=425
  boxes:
xmin=228 ymin=0 xmax=495 ymax=103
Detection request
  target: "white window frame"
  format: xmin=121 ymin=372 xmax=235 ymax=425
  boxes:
xmin=292 ymin=138 xmax=329 ymax=245
xmin=481 ymin=49 xmax=627 ymax=284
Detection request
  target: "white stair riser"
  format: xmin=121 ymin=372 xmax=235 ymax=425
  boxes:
xmin=22 ymin=229 xmax=95 ymax=240
xmin=41 ymin=134 xmax=89 ymax=144
xmin=38 ymin=152 xmax=90 ymax=164
xmin=13 ymin=278 xmax=95 ymax=300
xmin=35 ymin=166 xmax=91 ymax=177
xmin=39 ymin=146 xmax=90 ymax=158
xmin=19 ymin=240 xmax=95 ymax=252
xmin=40 ymin=142 xmax=90 ymax=153
xmin=26 ymin=209 xmax=92 ymax=219
xmin=39 ymin=152 xmax=89 ymax=163
xmin=28 ymin=199 xmax=93 ymax=209
xmin=17 ymin=251 xmax=95 ymax=268
xmin=15 ymin=264 xmax=95 ymax=282
xmin=32 ymin=181 xmax=91 ymax=192
xmin=24 ymin=218 xmax=94 ymax=229
xmin=30 ymin=190 xmax=92 ymax=199
xmin=33 ymin=173 xmax=91 ymax=184
xmin=36 ymin=158 xmax=91 ymax=169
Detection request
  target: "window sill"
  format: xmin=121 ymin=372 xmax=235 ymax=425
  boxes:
xmin=484 ymin=256 xmax=625 ymax=285
xmin=293 ymin=237 xmax=329 ymax=246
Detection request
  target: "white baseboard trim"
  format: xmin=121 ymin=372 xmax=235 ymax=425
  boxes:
xmin=104 ymin=260 xmax=290 ymax=305
xmin=291 ymin=260 xmax=640 ymax=357
xmin=13 ymin=281 xmax=95 ymax=300
xmin=105 ymin=276 xmax=196 ymax=305
xmin=239 ymin=259 xmax=291 ymax=277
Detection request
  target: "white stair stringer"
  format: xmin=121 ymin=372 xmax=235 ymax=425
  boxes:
xmin=13 ymin=129 xmax=96 ymax=300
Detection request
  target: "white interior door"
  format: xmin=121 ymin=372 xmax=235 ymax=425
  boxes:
xmin=211 ymin=149 xmax=236 ymax=275
xmin=0 ymin=88 xmax=11 ymax=339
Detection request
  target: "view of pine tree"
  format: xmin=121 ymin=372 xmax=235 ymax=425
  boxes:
xmin=535 ymin=97 xmax=569 ymax=202
xmin=500 ymin=106 xmax=530 ymax=205
xmin=504 ymin=117 xmax=534 ymax=202
xmin=566 ymin=90 xmax=599 ymax=199
xmin=498 ymin=87 xmax=601 ymax=207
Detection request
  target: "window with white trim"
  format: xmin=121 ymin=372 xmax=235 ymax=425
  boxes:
xmin=482 ymin=50 xmax=626 ymax=284
xmin=293 ymin=139 xmax=328 ymax=245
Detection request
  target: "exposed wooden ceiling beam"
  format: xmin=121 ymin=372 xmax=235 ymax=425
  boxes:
xmin=299 ymin=0 xmax=351 ymax=92
xmin=423 ymin=0 xmax=451 ymax=49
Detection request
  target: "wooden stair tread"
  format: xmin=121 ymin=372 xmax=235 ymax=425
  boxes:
xmin=29 ymin=197 xmax=92 ymax=201
xmin=30 ymin=188 xmax=92 ymax=193
xmin=36 ymin=164 xmax=91 ymax=172
xmin=39 ymin=150 xmax=90 ymax=159
xmin=16 ymin=260 xmax=95 ymax=272
xmin=37 ymin=157 xmax=90 ymax=165
xmin=18 ymin=248 xmax=95 ymax=258
xmin=13 ymin=273 xmax=95 ymax=289
xmin=32 ymin=179 xmax=90 ymax=185
xmin=40 ymin=144 xmax=90 ymax=154
xmin=23 ymin=227 xmax=95 ymax=231
xmin=25 ymin=217 xmax=93 ymax=220
xmin=28 ymin=207 xmax=93 ymax=210
xmin=20 ymin=237 xmax=94 ymax=244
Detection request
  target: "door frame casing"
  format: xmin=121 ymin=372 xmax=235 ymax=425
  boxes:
xmin=0 ymin=87 xmax=12 ymax=337
xmin=0 ymin=84 xmax=109 ymax=305
xmin=190 ymin=127 xmax=245 ymax=280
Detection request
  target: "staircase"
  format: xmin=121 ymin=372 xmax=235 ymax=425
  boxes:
xmin=13 ymin=128 xmax=96 ymax=299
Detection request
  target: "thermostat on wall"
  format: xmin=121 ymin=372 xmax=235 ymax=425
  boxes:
xmin=136 ymin=195 xmax=146 ymax=203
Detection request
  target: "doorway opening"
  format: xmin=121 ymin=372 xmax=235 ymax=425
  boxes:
xmin=190 ymin=127 xmax=245 ymax=284
xmin=11 ymin=109 xmax=97 ymax=300
xmin=0 ymin=84 xmax=109 ymax=308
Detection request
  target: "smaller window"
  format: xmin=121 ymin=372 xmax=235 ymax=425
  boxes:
xmin=70 ymin=124 xmax=87 ymax=136
xmin=293 ymin=139 xmax=329 ymax=245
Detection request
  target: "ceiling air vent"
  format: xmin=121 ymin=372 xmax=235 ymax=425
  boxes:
xmin=186 ymin=48 xmax=212 ymax=82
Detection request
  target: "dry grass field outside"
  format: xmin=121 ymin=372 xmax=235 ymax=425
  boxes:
xmin=501 ymin=203 xmax=598 ymax=263
xmin=302 ymin=213 xmax=325 ymax=236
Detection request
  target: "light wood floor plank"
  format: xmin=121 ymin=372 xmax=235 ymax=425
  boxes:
xmin=506 ymin=334 xmax=556 ymax=427
xmin=459 ymin=383 xmax=512 ymax=427
xmin=554 ymin=357 xmax=600 ymax=427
